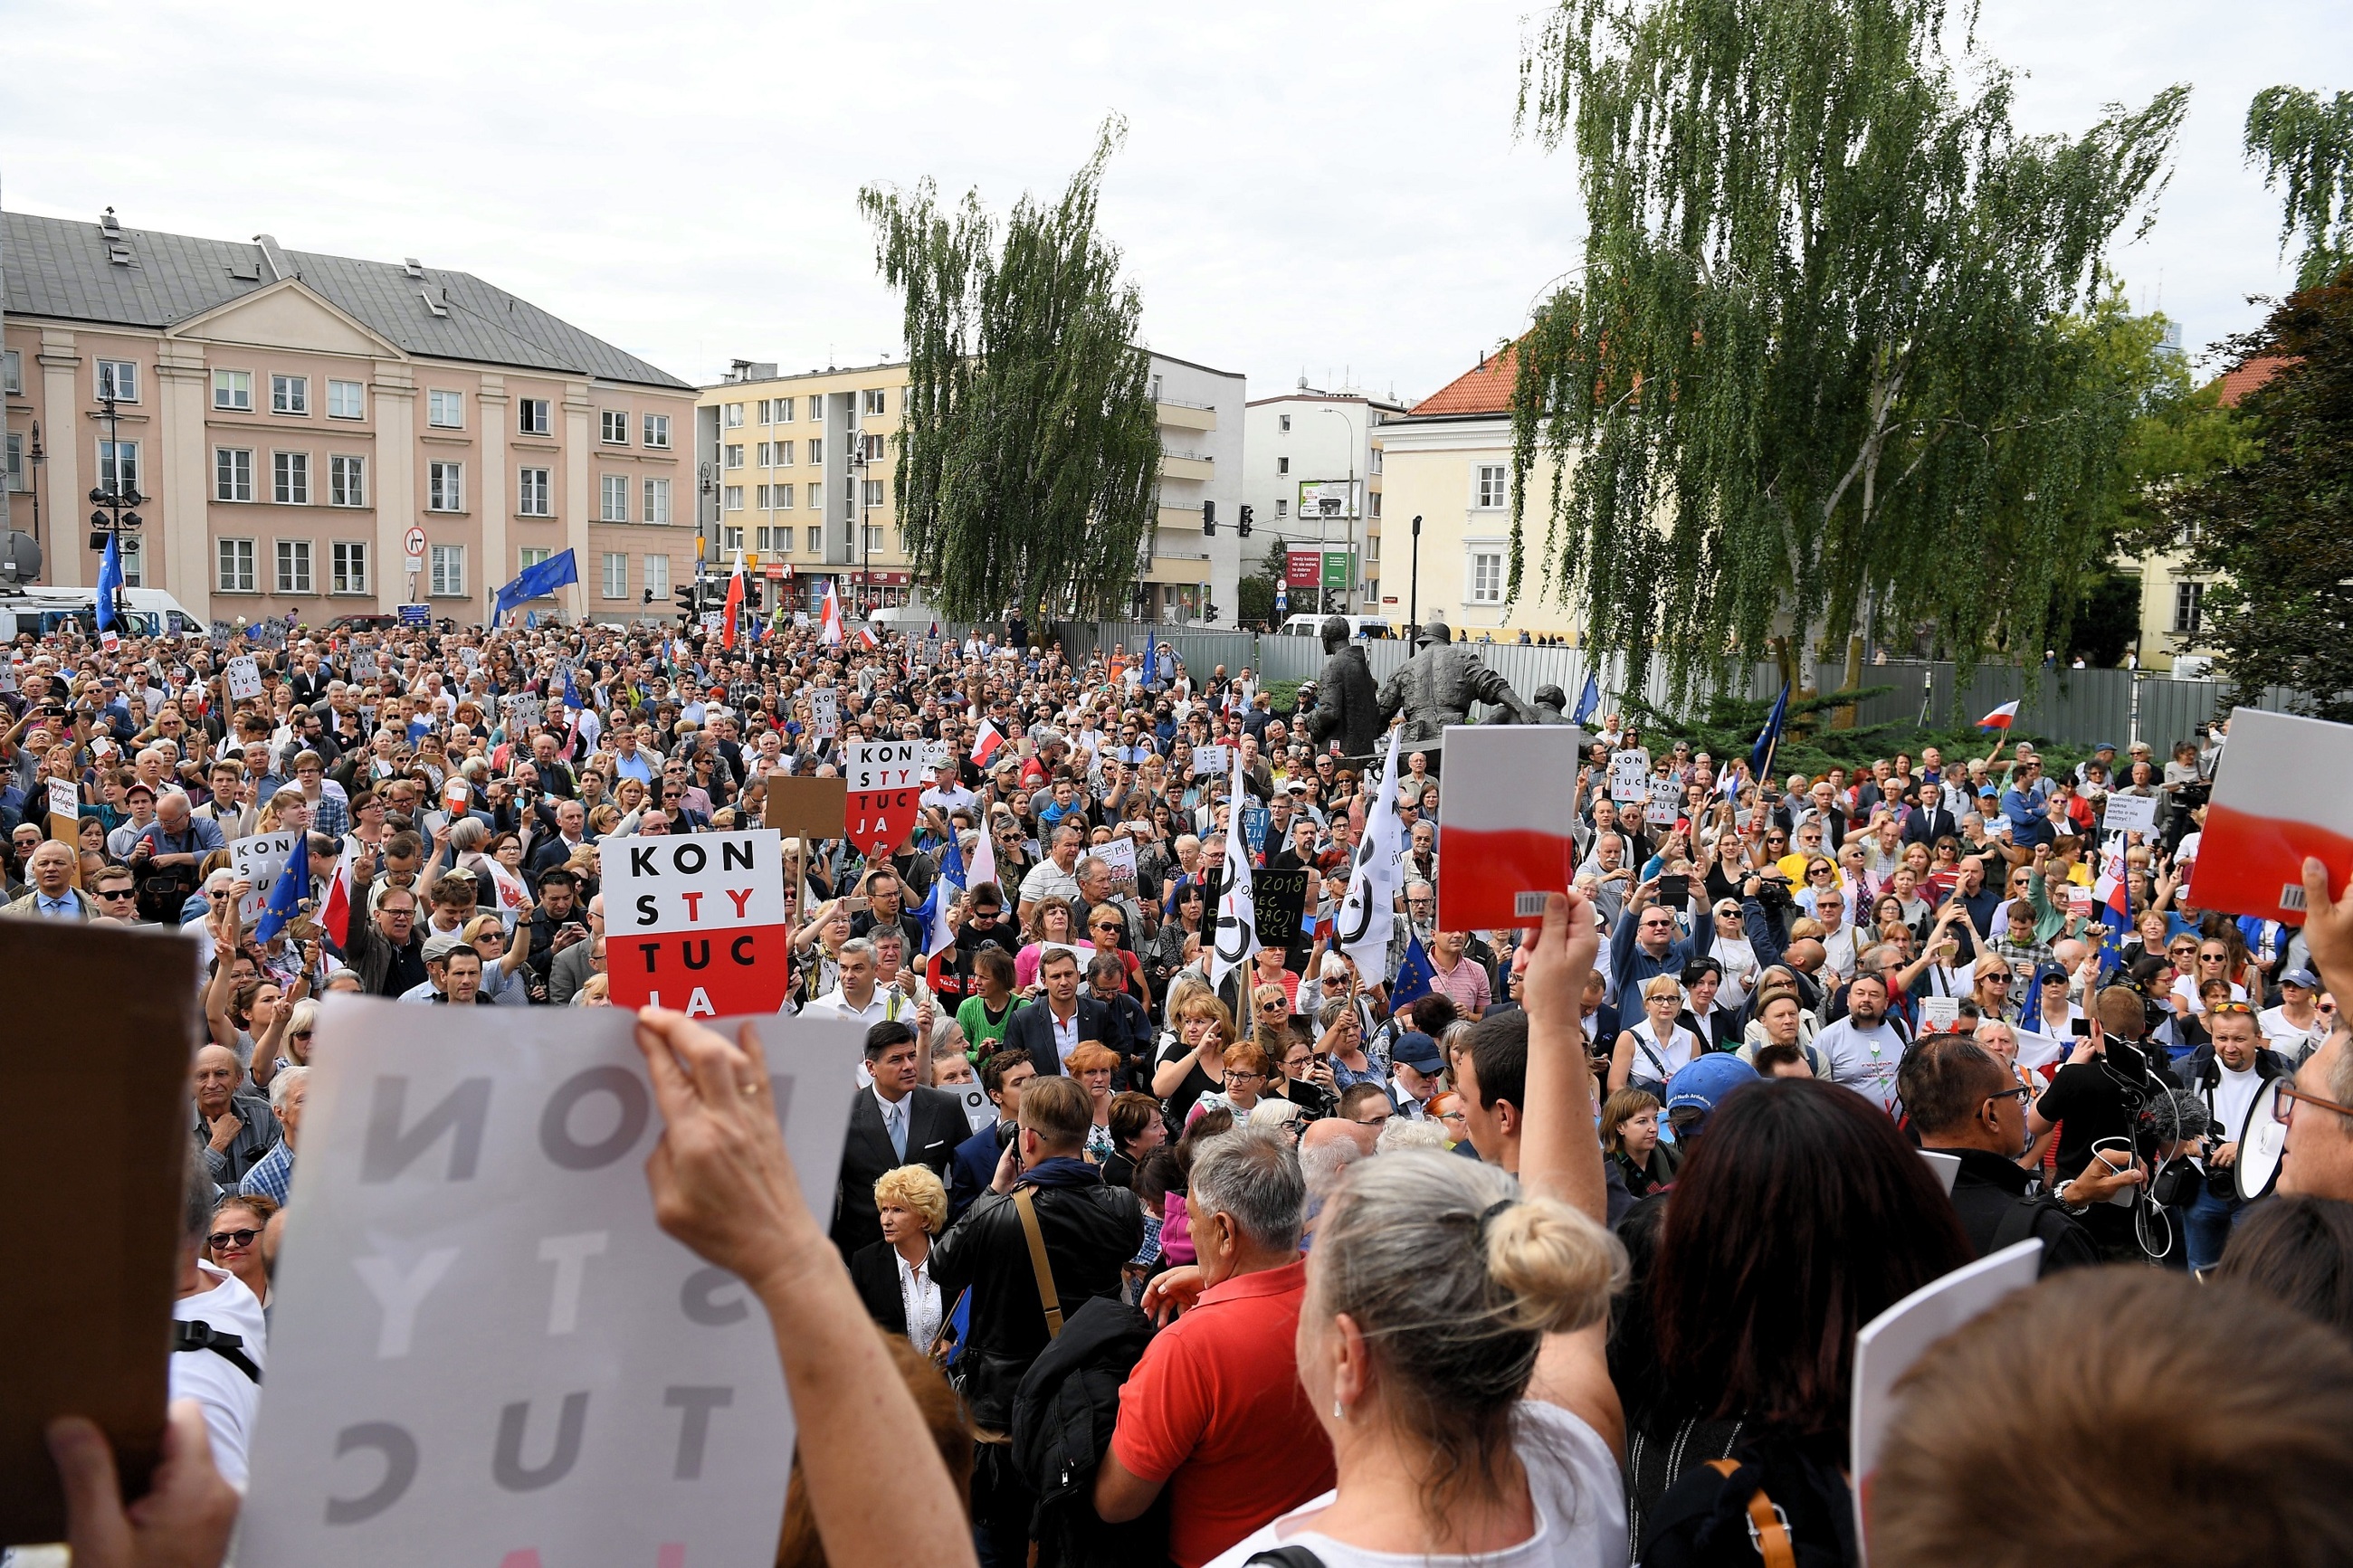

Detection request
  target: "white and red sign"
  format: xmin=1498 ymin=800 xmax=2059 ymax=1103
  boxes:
xmin=1438 ymin=726 xmax=1583 ymax=932
xmin=846 ymin=741 xmax=923 ymax=857
xmin=2188 ymin=708 xmax=2353 ymax=926
xmin=403 ymin=526 xmax=427 ymax=565
xmin=606 ymin=829 xmax=791 ymax=1015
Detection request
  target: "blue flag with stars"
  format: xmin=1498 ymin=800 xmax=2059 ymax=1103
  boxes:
xmin=1389 ymin=933 xmax=1437 ymax=1010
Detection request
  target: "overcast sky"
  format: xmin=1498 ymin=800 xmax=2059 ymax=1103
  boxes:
xmin=8 ymin=0 xmax=2346 ymax=401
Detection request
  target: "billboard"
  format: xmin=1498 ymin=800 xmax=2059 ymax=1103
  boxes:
xmin=1296 ymin=479 xmax=1359 ymax=520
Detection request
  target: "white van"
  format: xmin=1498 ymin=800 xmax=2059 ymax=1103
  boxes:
xmin=1 ymin=586 xmax=205 ymax=639
xmin=1278 ymin=613 xmax=1396 ymax=641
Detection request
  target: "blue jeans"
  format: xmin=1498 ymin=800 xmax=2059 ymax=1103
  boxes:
xmin=2185 ymin=1181 xmax=2244 ymax=1271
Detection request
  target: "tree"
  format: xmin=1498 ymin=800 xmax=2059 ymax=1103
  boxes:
xmin=859 ymin=119 xmax=1160 ymax=623
xmin=2246 ymin=86 xmax=2353 ymax=290
xmin=1235 ymin=537 xmax=1289 ymax=627
xmin=1509 ymin=0 xmax=2186 ymax=708
xmin=2167 ymin=272 xmax=2353 ymax=720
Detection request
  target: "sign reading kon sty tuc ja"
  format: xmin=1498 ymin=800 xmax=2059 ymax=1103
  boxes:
xmin=605 ymin=829 xmax=791 ymax=1015
xmin=846 ymin=740 xmax=923 ymax=857
xmin=233 ymin=998 xmax=863 ymax=1568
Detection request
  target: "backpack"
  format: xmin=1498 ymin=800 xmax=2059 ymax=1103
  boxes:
xmin=1643 ymin=1436 xmax=1856 ymax=1568
xmin=1009 ymin=1294 xmax=1166 ymax=1568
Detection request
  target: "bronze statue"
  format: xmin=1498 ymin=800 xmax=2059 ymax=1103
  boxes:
xmin=1374 ymin=613 xmax=1539 ymax=746
xmin=1529 ymin=684 xmax=1578 ymax=724
xmin=1302 ymin=613 xmax=1382 ymax=761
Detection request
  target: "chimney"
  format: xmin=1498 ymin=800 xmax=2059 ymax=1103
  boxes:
xmin=252 ymin=234 xmax=292 ymax=282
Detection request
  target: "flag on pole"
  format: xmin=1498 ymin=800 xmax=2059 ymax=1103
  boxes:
xmin=1570 ymin=671 xmax=1600 ymax=727
xmin=1210 ymin=746 xmax=1261 ymax=993
xmin=971 ymin=717 xmax=1007 ymax=769
xmin=857 ymin=623 xmax=879 ymax=651
xmin=318 ymin=850 xmax=354 ymax=950
xmin=491 ymin=548 xmax=579 ymax=620
xmin=1337 ymin=726 xmax=1405 ymax=978
xmin=2091 ymin=833 xmax=2133 ymax=975
xmin=1977 ymin=699 xmax=2020 ymax=731
xmin=819 ymin=580 xmax=845 ymax=646
xmin=1139 ymin=641 xmax=1159 ymax=689
xmin=255 ymin=844 xmax=310 ymax=945
xmin=918 ymin=877 xmax=957 ymax=960
xmin=966 ymin=819 xmax=997 ymax=897
xmin=95 ymin=533 xmax=125 ymax=634
xmin=1750 ymin=683 xmax=1790 ymax=783
xmin=1389 ymin=933 xmax=1437 ymax=1011
xmin=938 ymin=826 xmax=967 ymax=893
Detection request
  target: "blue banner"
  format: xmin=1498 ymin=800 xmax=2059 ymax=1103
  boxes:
xmin=492 ymin=549 xmax=579 ymax=619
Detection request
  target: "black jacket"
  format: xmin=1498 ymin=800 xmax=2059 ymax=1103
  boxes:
xmin=1902 ymin=806 xmax=1961 ymax=847
xmin=1923 ymin=1144 xmax=2101 ymax=1276
xmin=2183 ymin=1042 xmax=2294 ymax=1144
xmin=830 ymin=1085 xmax=965 ymax=1259
xmin=849 ymin=1239 xmax=913 ymax=1337
xmin=1011 ymin=1295 xmax=1167 ymax=1568
xmin=929 ymin=1164 xmax=1143 ymax=1432
xmin=1001 ymin=995 xmax=1107 ymax=1077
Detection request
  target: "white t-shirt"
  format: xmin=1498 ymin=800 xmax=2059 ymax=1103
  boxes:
xmin=1206 ymin=1401 xmax=1628 ymax=1568
xmin=173 ymin=1260 xmax=267 ymax=1488
xmin=2212 ymin=1060 xmax=2265 ymax=1146
xmin=1815 ymin=1016 xmax=1908 ymax=1115
xmin=2170 ymin=974 xmax=2248 ymax=1012
xmin=2259 ymin=1005 xmax=2329 ymax=1060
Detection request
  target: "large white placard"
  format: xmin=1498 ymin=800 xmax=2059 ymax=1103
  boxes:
xmin=232 ymin=831 xmax=302 ymax=923
xmin=2101 ymin=791 xmax=2159 ymax=838
xmin=225 ymin=656 xmax=264 ymax=702
xmin=1094 ymin=837 xmax=1138 ymax=890
xmin=808 ymin=688 xmax=838 ymax=740
xmin=1191 ymin=743 xmax=1232 ymax=780
xmin=236 ymin=998 xmax=862 ymax=1568
xmin=1608 ymin=749 xmax=1650 ymax=803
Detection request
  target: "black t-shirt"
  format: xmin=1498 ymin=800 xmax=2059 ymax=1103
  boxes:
xmin=2034 ymin=1060 xmax=2139 ymax=1182
xmin=1156 ymin=1039 xmax=1219 ymax=1126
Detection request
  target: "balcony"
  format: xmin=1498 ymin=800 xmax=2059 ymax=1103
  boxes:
xmin=1155 ymin=398 xmax=1215 ymax=432
xmin=1157 ymin=450 xmax=1214 ymax=482
xmin=1142 ymin=553 xmax=1213 ymax=584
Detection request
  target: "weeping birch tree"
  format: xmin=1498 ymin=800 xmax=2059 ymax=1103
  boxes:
xmin=1508 ymin=0 xmax=2186 ymax=703
xmin=2245 ymin=85 xmax=2353 ymax=289
xmin=859 ymin=119 xmax=1161 ymax=623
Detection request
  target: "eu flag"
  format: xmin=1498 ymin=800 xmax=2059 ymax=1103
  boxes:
xmin=95 ymin=534 xmax=126 ymax=633
xmin=492 ymin=549 xmax=580 ymax=620
xmin=1571 ymin=671 xmax=1600 ymax=727
xmin=1390 ymin=933 xmax=1437 ymax=1011
xmin=255 ymin=844 xmax=310 ymax=944
xmin=1749 ymin=683 xmax=1790 ymax=783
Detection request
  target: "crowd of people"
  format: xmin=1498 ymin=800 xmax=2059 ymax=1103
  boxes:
xmin=10 ymin=603 xmax=2353 ymax=1568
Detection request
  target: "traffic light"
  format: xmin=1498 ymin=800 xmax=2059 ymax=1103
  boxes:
xmin=674 ymin=584 xmax=699 ymax=621
xmin=1201 ymin=499 xmax=1215 ymax=537
xmin=1204 ymin=602 xmax=1220 ymax=623
xmin=643 ymin=588 xmax=654 ymax=605
xmin=745 ymin=577 xmax=763 ymax=613
xmin=1238 ymin=504 xmax=1253 ymax=537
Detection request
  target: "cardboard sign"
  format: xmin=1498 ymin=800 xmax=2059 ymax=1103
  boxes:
xmin=605 ymin=830 xmax=793 ymax=1015
xmin=1920 ymin=995 xmax=1961 ymax=1032
xmin=809 ymin=688 xmax=839 ymax=740
xmin=1851 ymin=1239 xmax=2042 ymax=1559
xmin=0 ymin=920 xmax=200 ymax=1543
xmin=764 ymin=774 xmax=849 ymax=841
xmin=46 ymin=778 xmax=80 ymax=842
xmin=2101 ymin=791 xmax=2159 ymax=838
xmin=225 ymin=655 xmax=264 ymax=701
xmin=846 ymin=740 xmax=921 ymax=857
xmin=233 ymin=831 xmax=303 ymax=922
xmin=1251 ymin=866 xmax=1313 ymax=951
xmin=235 ymin=998 xmax=862 ymax=1568
xmin=957 ymin=1083 xmax=996 ymax=1134
xmin=2187 ymin=708 xmax=2348 ymax=925
xmin=1095 ymin=837 xmax=1138 ymax=890
xmin=1645 ymin=774 xmax=1681 ymax=827
xmin=1608 ymin=749 xmax=1650 ymax=804
xmin=1441 ymin=726 xmax=1583 ymax=931
xmin=1192 ymin=743 xmax=1232 ymax=780
xmin=501 ymin=693 xmax=544 ymax=730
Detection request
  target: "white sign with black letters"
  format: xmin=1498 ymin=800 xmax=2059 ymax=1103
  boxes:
xmin=225 ymin=656 xmax=264 ymax=702
xmin=2101 ymin=791 xmax=2159 ymax=838
xmin=809 ymin=688 xmax=839 ymax=740
xmin=232 ymin=831 xmax=302 ymax=923
xmin=235 ymin=998 xmax=862 ymax=1568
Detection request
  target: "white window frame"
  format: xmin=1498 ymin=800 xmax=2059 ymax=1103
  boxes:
xmin=774 ymin=440 xmax=794 ymax=467
xmin=601 ymin=409 xmax=629 ymax=444
xmin=329 ymin=454 xmax=367 ymax=508
xmin=862 ymin=479 xmax=885 ymax=508
xmin=214 ymin=446 xmax=254 ymax=503
xmin=724 ymin=403 xmax=744 ymax=428
xmin=863 ymin=388 xmax=887 ymax=415
xmin=1475 ymin=464 xmax=1509 ymax=509
xmin=2173 ymin=580 xmax=2205 ymax=636
xmin=331 ymin=540 xmax=369 ymax=594
xmin=98 ymin=440 xmax=140 ymax=495
xmin=1279 ymin=413 xmax=1291 ymax=433
xmin=271 ymin=375 xmax=309 ymax=415
xmin=777 ymin=396 xmax=795 ymax=422
xmin=600 ymin=473 xmax=630 ymax=522
xmin=427 ymin=389 xmax=464 ymax=429
xmin=775 ymin=483 xmax=795 ymax=509
xmin=518 ymin=546 xmax=553 ymax=574
xmin=725 ymin=443 xmax=745 ymax=470
xmin=96 ymin=359 xmax=139 ymax=403
xmin=519 ymin=398 xmax=551 ymax=436
xmin=429 ymin=543 xmax=466 ymax=597
xmin=1468 ymin=548 xmax=1505 ymax=604
xmin=212 ymin=369 xmax=252 ymax=411
xmin=860 ymin=432 xmax=884 ymax=461
xmin=643 ymin=477 xmax=672 ymax=525
xmin=724 ymin=484 xmax=745 ymax=512
xmin=1275 ymin=498 xmax=1287 ymax=518
xmin=1 ymin=349 xmax=20 ymax=396
xmin=862 ymin=523 xmax=886 ymax=553
xmin=272 ymin=451 xmax=310 ymax=506
xmin=806 ymin=484 xmax=822 ymax=512
xmin=117 ymin=537 xmax=144 ymax=587
xmin=643 ymin=413 xmax=672 ymax=449
xmin=4 ymin=432 xmax=23 ymax=492
xmin=601 ymin=551 xmax=628 ymax=600
xmin=642 ymin=554 xmax=670 ymax=597
xmin=216 ymin=537 xmax=257 ymax=594
xmin=807 ymin=526 xmax=823 ymax=554
xmin=517 ymin=467 xmax=552 ymax=517
xmin=428 ymin=461 xmax=464 ymax=513
xmin=275 ymin=537 xmax=315 ymax=594
xmin=1278 ymin=456 xmax=1290 ymax=475
xmin=808 ymin=439 xmax=823 ymax=465
xmin=328 ymin=378 xmax=366 ymax=420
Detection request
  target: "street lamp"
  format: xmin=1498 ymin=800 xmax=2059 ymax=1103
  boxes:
xmin=1408 ymin=515 xmax=1423 ymax=635
xmin=1318 ymin=406 xmax=1358 ymax=613
xmin=845 ymin=429 xmax=870 ymax=618
xmin=89 ymin=393 xmax=143 ymax=627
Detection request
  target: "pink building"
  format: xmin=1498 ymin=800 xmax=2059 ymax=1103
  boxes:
xmin=3 ymin=208 xmax=698 ymax=624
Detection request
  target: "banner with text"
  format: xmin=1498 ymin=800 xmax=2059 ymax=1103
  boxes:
xmin=845 ymin=741 xmax=923 ymax=857
xmin=606 ymin=829 xmax=791 ymax=1015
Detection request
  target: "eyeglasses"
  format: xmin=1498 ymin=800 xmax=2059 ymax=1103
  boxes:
xmin=1257 ymin=998 xmax=1287 ymax=1012
xmin=2275 ymin=1083 xmax=2353 ymax=1126
xmin=1224 ymin=1069 xmax=1265 ymax=1083
xmin=206 ymin=1228 xmax=261 ymax=1250
xmin=2208 ymin=1001 xmax=2256 ymax=1016
xmin=1983 ymin=1085 xmax=2034 ymax=1107
xmin=290 ymin=1029 xmax=314 ymax=1041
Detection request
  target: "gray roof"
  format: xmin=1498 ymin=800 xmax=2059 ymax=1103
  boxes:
xmin=2 ymin=209 xmax=689 ymax=389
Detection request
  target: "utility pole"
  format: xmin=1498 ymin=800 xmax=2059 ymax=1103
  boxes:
xmin=1408 ymin=514 xmax=1422 ymax=634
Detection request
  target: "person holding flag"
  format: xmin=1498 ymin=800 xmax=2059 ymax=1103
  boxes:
xmin=1209 ymin=746 xmax=1260 ymax=1010
xmin=820 ymin=579 xmax=846 ymax=647
xmin=1336 ymin=727 xmax=1405 ymax=980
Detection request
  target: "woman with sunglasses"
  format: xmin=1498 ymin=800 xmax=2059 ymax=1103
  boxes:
xmin=461 ymin=911 xmax=538 ymax=1005
xmin=205 ymin=1192 xmax=280 ymax=1308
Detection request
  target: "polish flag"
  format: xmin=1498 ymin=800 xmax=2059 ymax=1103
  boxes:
xmin=966 ymin=818 xmax=997 ymax=896
xmin=2188 ymin=708 xmax=2352 ymax=927
xmin=720 ymin=557 xmax=747 ymax=650
xmin=857 ymin=623 xmax=879 ymax=651
xmin=1436 ymin=725 xmax=1584 ymax=933
xmin=971 ymin=717 xmax=1007 ymax=769
xmin=1977 ymin=700 xmax=2020 ymax=731
xmin=819 ymin=581 xmax=845 ymax=646
xmin=319 ymin=849 xmax=355 ymax=950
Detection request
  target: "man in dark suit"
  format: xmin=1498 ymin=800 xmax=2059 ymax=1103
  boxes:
xmin=999 ymin=946 xmax=1105 ymax=1077
xmin=948 ymin=1047 xmax=1037 ymax=1219
xmin=830 ymin=1020 xmax=965 ymax=1259
xmin=1901 ymin=780 xmax=1962 ymax=848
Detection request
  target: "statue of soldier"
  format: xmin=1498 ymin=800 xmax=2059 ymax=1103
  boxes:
xmin=1302 ymin=614 xmax=1383 ymax=761
xmin=1375 ymin=613 xmax=1539 ymax=748
xmin=1529 ymin=684 xmax=1578 ymax=725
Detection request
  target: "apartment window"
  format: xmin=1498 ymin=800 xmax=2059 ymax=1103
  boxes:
xmin=272 ymin=451 xmax=310 ymax=505
xmin=754 ymin=484 xmax=771 ymax=508
xmin=863 ymin=388 xmax=887 ymax=415
xmin=774 ymin=440 xmax=794 ymax=467
xmin=719 ymin=525 xmax=744 ymax=553
xmin=329 ymin=454 xmax=367 ymax=508
xmin=118 ymin=537 xmax=143 ymax=587
xmin=1278 ymin=456 xmax=1290 ymax=475
xmin=807 ymin=527 xmax=822 ymax=553
xmin=518 ymin=467 xmax=552 ymax=517
xmin=774 ymin=483 xmax=795 ymax=509
xmin=4 ymin=433 xmax=22 ymax=491
xmin=271 ymin=375 xmax=309 ymax=415
xmin=1475 ymin=464 xmax=1509 ymax=508
xmin=98 ymin=440 xmax=140 ymax=495
xmin=97 ymin=359 xmax=139 ymax=403
xmin=1279 ymin=413 xmax=1291 ymax=433
xmin=862 ymin=479 xmax=885 ymax=508
xmin=1151 ymin=374 xmax=1165 ymax=400
xmin=214 ymin=447 xmax=254 ymax=502
xmin=725 ymin=443 xmax=745 ymax=469
xmin=1469 ymin=551 xmax=1504 ymax=604
xmin=212 ymin=369 xmax=252 ymax=411
xmin=428 ymin=390 xmax=464 ymax=428
xmin=1369 ymin=492 xmax=1383 ymax=519
xmin=755 ymin=399 xmax=772 ymax=423
xmin=1369 ymin=448 xmax=1383 ymax=474
xmin=724 ymin=484 xmax=745 ymax=511
xmin=806 ymin=483 xmax=822 ymax=511
xmin=275 ymin=538 xmax=314 ymax=594
xmin=1367 ymin=534 xmax=1381 ymax=562
xmin=601 ymin=410 xmax=629 ymax=444
xmin=519 ymin=398 xmax=551 ymax=436
xmin=643 ymin=477 xmax=672 ymax=525
xmin=217 ymin=538 xmax=256 ymax=593
xmin=430 ymin=544 xmax=465 ymax=596
xmin=331 ymin=540 xmax=369 ymax=594
xmin=862 ymin=524 xmax=886 ymax=553
xmin=600 ymin=474 xmax=629 ymax=522
xmin=1275 ymin=498 xmax=1288 ymax=518
xmin=599 ymin=552 xmax=628 ymax=599
xmin=724 ymin=403 xmax=744 ymax=428
xmin=1 ymin=349 xmax=19 ymax=395
xmin=519 ymin=546 xmax=552 ymax=573
xmin=328 ymin=379 xmax=365 ymax=419
xmin=2173 ymin=580 xmax=2205 ymax=635
xmin=643 ymin=554 xmax=670 ymax=597
xmin=757 ymin=525 xmax=790 ymax=553
xmin=776 ymin=397 xmax=795 ymax=422
xmin=860 ymin=432 xmax=884 ymax=461
xmin=643 ymin=413 xmax=671 ymax=448
xmin=807 ymin=439 xmax=823 ymax=464
xmin=428 ymin=461 xmax=463 ymax=512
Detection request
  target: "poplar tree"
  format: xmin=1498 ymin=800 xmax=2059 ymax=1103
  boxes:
xmin=859 ymin=119 xmax=1160 ymax=623
xmin=1507 ymin=0 xmax=2186 ymax=703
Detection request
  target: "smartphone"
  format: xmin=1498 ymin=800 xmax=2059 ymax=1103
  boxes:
xmin=847 ymin=896 xmax=872 ymax=915
xmin=1658 ymin=873 xmax=1689 ymax=908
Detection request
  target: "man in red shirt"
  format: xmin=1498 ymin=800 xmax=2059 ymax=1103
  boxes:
xmin=1095 ymin=1128 xmax=1334 ymax=1567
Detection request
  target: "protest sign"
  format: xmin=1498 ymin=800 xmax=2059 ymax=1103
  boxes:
xmin=1251 ymin=866 xmax=1313 ymax=953
xmin=1919 ymin=995 xmax=1960 ymax=1033
xmin=352 ymin=648 xmax=379 ymax=679
xmin=2187 ymin=708 xmax=2351 ymax=925
xmin=605 ymin=829 xmax=792 ymax=1015
xmin=921 ymin=737 xmax=952 ymax=777
xmin=233 ymin=831 xmax=303 ymax=922
xmin=501 ymin=692 xmax=543 ymax=730
xmin=236 ymin=998 xmax=862 ymax=1568
xmin=764 ymin=774 xmax=848 ymax=841
xmin=1095 ymin=837 xmax=1138 ymax=891
xmin=0 ymin=920 xmax=198 ymax=1543
xmin=1440 ymin=726 xmax=1583 ymax=931
xmin=225 ymin=655 xmax=264 ymax=701
xmin=1850 ymin=1239 xmax=2041 ymax=1560
xmin=1645 ymin=774 xmax=1681 ymax=827
xmin=2100 ymin=791 xmax=2159 ymax=838
xmin=1191 ymin=743 xmax=1232 ymax=779
xmin=1241 ymin=800 xmax=1270 ymax=857
xmin=845 ymin=740 xmax=922 ymax=857
xmin=809 ymin=688 xmax=839 ymax=740
xmin=957 ymin=1082 xmax=995 ymax=1134
xmin=1608 ymin=749 xmax=1650 ymax=804
xmin=46 ymin=779 xmax=80 ymax=850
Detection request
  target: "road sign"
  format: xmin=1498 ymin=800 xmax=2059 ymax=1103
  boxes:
xmin=397 ymin=603 xmax=429 ymax=626
xmin=403 ymin=527 xmax=427 ymax=564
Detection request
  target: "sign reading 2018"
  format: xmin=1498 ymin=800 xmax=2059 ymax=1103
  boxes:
xmin=606 ymin=829 xmax=790 ymax=1016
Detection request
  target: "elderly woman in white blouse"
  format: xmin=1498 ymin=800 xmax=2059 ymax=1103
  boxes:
xmin=848 ymin=1164 xmax=952 ymax=1358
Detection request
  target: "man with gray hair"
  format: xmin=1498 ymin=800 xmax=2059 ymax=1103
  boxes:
xmin=1100 ymin=1129 xmax=1333 ymax=1566
xmin=238 ymin=1065 xmax=309 ymax=1205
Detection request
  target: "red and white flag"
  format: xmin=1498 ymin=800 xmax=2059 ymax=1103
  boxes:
xmin=819 ymin=581 xmax=845 ymax=647
xmin=1977 ymin=699 xmax=2020 ymax=731
xmin=720 ymin=556 xmax=747 ymax=651
xmin=856 ymin=622 xmax=879 ymax=650
xmin=2187 ymin=708 xmax=2352 ymax=926
xmin=1436 ymin=726 xmax=1583 ymax=933
xmin=971 ymin=717 xmax=1007 ymax=769
xmin=319 ymin=849 xmax=355 ymax=950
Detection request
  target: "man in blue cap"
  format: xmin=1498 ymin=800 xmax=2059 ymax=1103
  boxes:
xmin=1388 ymin=1031 xmax=1447 ymax=1119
